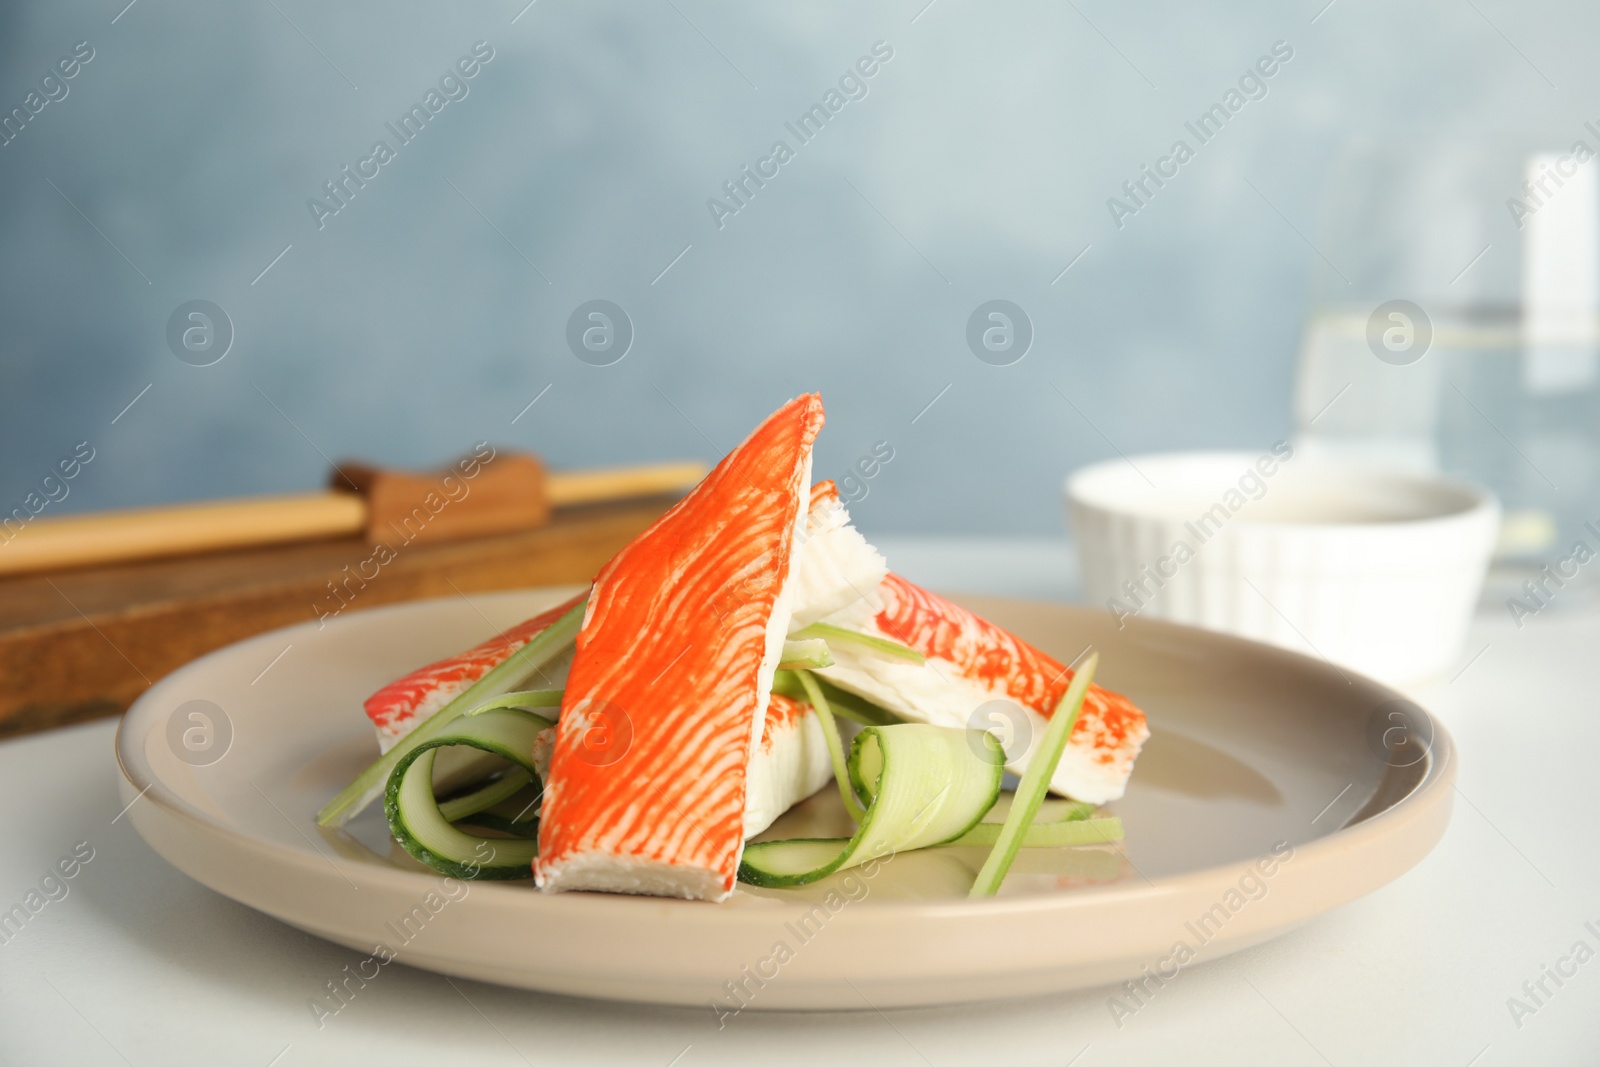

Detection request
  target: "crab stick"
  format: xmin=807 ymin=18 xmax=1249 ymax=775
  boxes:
xmin=803 ymin=482 xmax=1149 ymax=804
xmin=536 ymin=395 xmax=825 ymax=900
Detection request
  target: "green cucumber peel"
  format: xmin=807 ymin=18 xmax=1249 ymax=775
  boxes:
xmin=1037 ymin=799 xmax=1098 ymax=823
xmin=436 ymin=768 xmax=533 ymax=823
xmin=795 ymin=669 xmax=865 ymax=822
xmin=772 ymin=670 xmax=899 ymax=727
xmin=317 ymin=595 xmax=586 ymax=827
xmin=969 ymin=651 xmax=1098 ymax=898
xmin=979 ymin=797 xmax=1098 ymax=825
xmin=737 ymin=722 xmax=1004 ymax=888
xmin=778 ymin=639 xmax=834 ymax=671
xmin=461 ymin=689 xmax=565 ymax=717
xmin=454 ymin=782 xmax=544 ymax=836
xmin=950 ymin=817 xmax=1122 ymax=848
xmin=753 ymin=817 xmax=1122 ymax=857
xmin=457 ymin=810 xmax=541 ymax=837
xmin=790 ymin=621 xmax=925 ymax=665
xmin=383 ymin=706 xmax=554 ymax=880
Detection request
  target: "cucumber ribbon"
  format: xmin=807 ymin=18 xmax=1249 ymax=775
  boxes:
xmin=969 ymin=652 xmax=1100 ymax=897
xmin=777 ymin=638 xmax=835 ymax=671
xmin=789 ymin=621 xmax=925 ymax=664
xmin=384 ymin=706 xmax=552 ymax=880
xmin=742 ymin=653 xmax=1124 ymax=893
xmin=738 ymin=674 xmax=1006 ymax=887
xmin=316 ymin=596 xmax=587 ymax=827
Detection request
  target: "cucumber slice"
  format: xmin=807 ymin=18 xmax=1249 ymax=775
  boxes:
xmin=948 ymin=817 xmax=1122 ymax=848
xmin=795 ymin=669 xmax=865 ymax=821
xmin=791 ymin=621 xmax=925 ymax=665
xmin=978 ymin=797 xmax=1098 ymax=825
xmin=778 ymin=639 xmax=835 ymax=670
xmin=461 ymin=690 xmax=564 ymax=717
xmin=427 ymin=747 xmax=511 ymax=798
xmin=384 ymin=707 xmax=554 ymax=880
xmin=1035 ymin=799 xmax=1098 ymax=823
xmin=746 ymin=818 xmax=1123 ymax=866
xmin=457 ymin=809 xmax=541 ymax=837
xmin=437 ymin=768 xmax=533 ymax=823
xmin=738 ymin=838 xmax=854 ymax=880
xmin=455 ymin=781 xmax=544 ymax=836
xmin=317 ymin=596 xmax=586 ymax=827
xmin=737 ymin=722 xmax=1004 ymax=888
xmin=771 ymin=670 xmax=899 ymax=727
xmin=969 ymin=653 xmax=1098 ymax=898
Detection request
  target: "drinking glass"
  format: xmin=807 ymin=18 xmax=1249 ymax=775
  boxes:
xmin=1293 ymin=137 xmax=1600 ymax=602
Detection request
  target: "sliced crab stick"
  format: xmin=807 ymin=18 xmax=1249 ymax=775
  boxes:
xmin=537 ymin=394 xmax=825 ymax=900
xmin=744 ymin=693 xmax=833 ymax=837
xmin=803 ymin=482 xmax=1149 ymax=804
xmin=362 ymin=592 xmax=585 ymax=753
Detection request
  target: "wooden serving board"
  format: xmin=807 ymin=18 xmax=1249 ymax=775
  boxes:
xmin=0 ymin=496 xmax=674 ymax=740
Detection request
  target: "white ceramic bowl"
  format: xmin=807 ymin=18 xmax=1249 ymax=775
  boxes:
xmin=1066 ymin=451 xmax=1499 ymax=685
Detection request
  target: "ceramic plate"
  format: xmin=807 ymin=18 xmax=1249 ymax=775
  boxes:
xmin=116 ymin=586 xmax=1453 ymax=1010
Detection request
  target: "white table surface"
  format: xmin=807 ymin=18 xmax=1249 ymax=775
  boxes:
xmin=2 ymin=537 xmax=1597 ymax=1066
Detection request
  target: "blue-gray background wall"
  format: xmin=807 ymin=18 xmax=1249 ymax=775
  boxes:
xmin=1 ymin=1 xmax=1591 ymax=535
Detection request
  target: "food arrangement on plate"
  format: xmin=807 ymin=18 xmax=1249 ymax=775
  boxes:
xmin=317 ymin=394 xmax=1150 ymax=901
